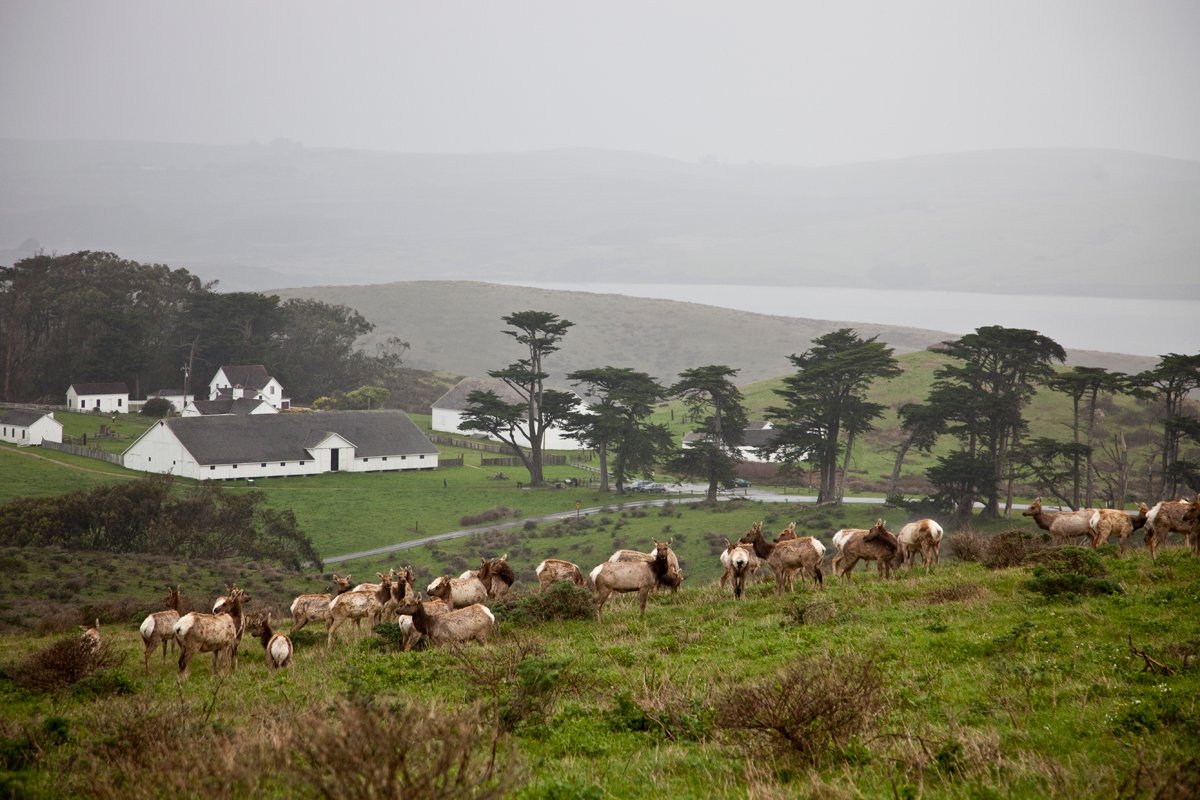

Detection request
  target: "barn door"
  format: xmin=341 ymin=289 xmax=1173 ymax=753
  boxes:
xmin=330 ymin=448 xmax=340 ymax=472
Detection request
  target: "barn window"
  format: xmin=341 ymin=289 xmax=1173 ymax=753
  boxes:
xmin=210 ymin=466 xmax=216 ymax=471
xmin=382 ymin=457 xmax=387 ymax=461
xmin=232 ymin=464 xmax=238 ymax=470
xmin=280 ymin=462 xmax=286 ymax=466
xmin=261 ymin=463 xmax=266 ymax=468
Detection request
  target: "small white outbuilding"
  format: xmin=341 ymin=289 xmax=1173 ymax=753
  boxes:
xmin=66 ymin=382 xmax=130 ymax=413
xmin=0 ymin=409 xmax=64 ymax=446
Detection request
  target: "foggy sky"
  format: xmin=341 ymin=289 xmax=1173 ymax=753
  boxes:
xmin=3 ymin=0 xmax=1200 ymax=167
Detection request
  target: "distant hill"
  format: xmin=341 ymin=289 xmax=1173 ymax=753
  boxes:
xmin=3 ymin=139 xmax=1198 ymax=298
xmin=270 ymin=281 xmax=1158 ymax=385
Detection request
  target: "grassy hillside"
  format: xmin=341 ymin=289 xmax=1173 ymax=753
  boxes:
xmin=0 ymin=540 xmax=1197 ymax=798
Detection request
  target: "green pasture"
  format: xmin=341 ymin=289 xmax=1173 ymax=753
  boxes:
xmin=1 ymin=541 xmax=1196 ymax=798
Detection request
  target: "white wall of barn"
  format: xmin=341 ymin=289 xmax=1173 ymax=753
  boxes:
xmin=431 ymin=408 xmax=586 ymax=450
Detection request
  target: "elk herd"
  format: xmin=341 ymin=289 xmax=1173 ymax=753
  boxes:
xmin=128 ymin=495 xmax=1200 ymax=679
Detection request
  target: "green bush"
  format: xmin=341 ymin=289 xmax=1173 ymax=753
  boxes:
xmin=1025 ymin=547 xmax=1122 ymax=598
xmin=490 ymin=583 xmax=594 ymax=626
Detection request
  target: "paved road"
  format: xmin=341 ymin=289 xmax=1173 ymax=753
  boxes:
xmin=322 ymin=485 xmax=907 ymax=565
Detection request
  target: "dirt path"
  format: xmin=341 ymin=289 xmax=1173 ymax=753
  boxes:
xmin=2 ymin=445 xmax=128 ymax=477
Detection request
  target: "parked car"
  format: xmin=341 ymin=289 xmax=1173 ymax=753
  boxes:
xmin=725 ymin=478 xmax=751 ymax=489
xmin=627 ymin=479 xmax=653 ymax=491
xmin=642 ymin=482 xmax=667 ymax=493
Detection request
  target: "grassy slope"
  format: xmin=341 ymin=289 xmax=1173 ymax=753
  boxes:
xmin=0 ymin=545 xmax=1197 ymax=798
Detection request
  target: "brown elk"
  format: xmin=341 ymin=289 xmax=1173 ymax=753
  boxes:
xmin=138 ymin=586 xmax=182 ymax=672
xmin=608 ymin=542 xmax=684 ymax=592
xmin=174 ymin=586 xmax=247 ymax=679
xmin=738 ymin=525 xmax=825 ymax=594
xmin=896 ymin=519 xmax=944 ymax=573
xmin=1023 ymin=498 xmax=1093 ymax=545
xmin=591 ymin=539 xmax=681 ymax=623
xmin=249 ymin=613 xmax=294 ymax=672
xmin=719 ymin=537 xmax=755 ymax=600
xmin=1146 ymin=497 xmax=1200 ymax=559
xmin=830 ymin=520 xmax=900 ymax=583
xmin=426 ymin=563 xmax=490 ymax=609
xmin=290 ymin=574 xmax=354 ymax=632
xmin=485 ymin=554 xmax=516 ymax=597
xmin=326 ymin=578 xmax=387 ymax=647
xmin=79 ymin=618 xmax=101 ymax=653
xmin=535 ymin=558 xmax=587 ymax=590
xmin=1089 ymin=505 xmax=1148 ymax=555
xmin=394 ymin=597 xmax=495 ymax=646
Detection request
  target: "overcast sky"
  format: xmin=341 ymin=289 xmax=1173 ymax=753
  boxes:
xmin=3 ymin=0 xmax=1199 ymax=167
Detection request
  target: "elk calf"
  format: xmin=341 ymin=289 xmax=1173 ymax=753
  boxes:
xmin=535 ymin=558 xmax=586 ymax=590
xmin=250 ymin=614 xmax=293 ymax=672
xmin=139 ymin=586 xmax=182 ymax=672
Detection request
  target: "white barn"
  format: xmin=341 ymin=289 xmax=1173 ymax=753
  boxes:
xmin=122 ymin=410 xmax=438 ymax=480
xmin=208 ymin=365 xmax=289 ymax=410
xmin=432 ymin=377 xmax=588 ymax=451
xmin=183 ymin=396 xmax=276 ymax=417
xmin=66 ymin=382 xmax=130 ymax=413
xmin=0 ymin=409 xmax=64 ymax=446
xmin=683 ymin=421 xmax=789 ymax=464
xmin=145 ymin=389 xmax=190 ymax=413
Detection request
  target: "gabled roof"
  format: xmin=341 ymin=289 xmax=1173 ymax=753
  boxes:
xmin=189 ymin=397 xmax=272 ymax=416
xmin=433 ymin=377 xmax=526 ymax=411
xmin=683 ymin=422 xmax=778 ymax=449
xmin=140 ymin=410 xmax=435 ymax=465
xmin=213 ymin=365 xmax=272 ymax=391
xmin=148 ymin=389 xmax=187 ymax=397
xmin=0 ymin=409 xmax=57 ymax=427
xmin=68 ymin=382 xmax=129 ymax=395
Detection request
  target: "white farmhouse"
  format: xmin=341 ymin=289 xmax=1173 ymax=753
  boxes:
xmin=432 ymin=377 xmax=588 ymax=451
xmin=682 ymin=421 xmax=788 ymax=464
xmin=207 ymin=365 xmax=289 ymax=410
xmin=122 ymin=410 xmax=438 ymax=480
xmin=66 ymin=382 xmax=130 ymax=413
xmin=145 ymin=389 xmax=190 ymax=413
xmin=0 ymin=409 xmax=64 ymax=446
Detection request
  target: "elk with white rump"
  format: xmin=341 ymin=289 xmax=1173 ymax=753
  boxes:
xmin=249 ymin=613 xmax=293 ymax=672
xmin=138 ymin=586 xmax=182 ymax=672
xmin=590 ymin=539 xmax=682 ymax=623
xmin=173 ymin=586 xmax=247 ymax=679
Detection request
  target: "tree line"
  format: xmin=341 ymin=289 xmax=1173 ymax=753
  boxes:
xmin=0 ymin=251 xmax=408 ymax=404
xmin=461 ymin=311 xmax=1200 ymax=513
xmin=0 ymin=478 xmax=322 ymax=570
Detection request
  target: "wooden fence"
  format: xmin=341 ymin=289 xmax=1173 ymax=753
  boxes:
xmin=40 ymin=440 xmax=125 ymax=467
xmin=428 ymin=434 xmax=517 ymax=455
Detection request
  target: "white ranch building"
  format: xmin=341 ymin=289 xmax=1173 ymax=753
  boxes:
xmin=682 ymin=421 xmax=788 ymax=464
xmin=122 ymin=410 xmax=438 ymax=480
xmin=432 ymin=377 xmax=587 ymax=451
xmin=0 ymin=409 xmax=63 ymax=446
xmin=183 ymin=396 xmax=276 ymax=417
xmin=208 ymin=365 xmax=289 ymax=410
xmin=145 ymin=389 xmax=190 ymax=413
xmin=66 ymin=382 xmax=130 ymax=413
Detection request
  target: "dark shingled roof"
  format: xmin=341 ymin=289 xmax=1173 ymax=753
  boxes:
xmin=189 ymin=397 xmax=272 ymax=416
xmin=0 ymin=409 xmax=53 ymax=427
xmin=684 ymin=423 xmax=779 ymax=449
xmin=156 ymin=410 xmax=436 ymax=465
xmin=214 ymin=365 xmax=271 ymax=391
xmin=433 ymin=377 xmax=526 ymax=411
xmin=69 ymin=382 xmax=129 ymax=395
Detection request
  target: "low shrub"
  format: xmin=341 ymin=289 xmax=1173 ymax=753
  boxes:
xmin=948 ymin=532 xmax=988 ymax=563
xmin=716 ymin=650 xmax=889 ymax=766
xmin=460 ymin=506 xmax=520 ymax=526
xmin=985 ymin=530 xmax=1047 ymax=569
xmin=1025 ymin=547 xmax=1122 ymax=598
xmin=10 ymin=635 xmax=124 ymax=693
xmin=490 ymin=584 xmax=594 ymax=626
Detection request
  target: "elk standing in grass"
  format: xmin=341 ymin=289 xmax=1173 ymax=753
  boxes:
xmin=485 ymin=554 xmax=515 ymax=597
xmin=720 ymin=537 xmax=754 ymax=599
xmin=79 ymin=618 xmax=101 ymax=652
xmin=1146 ymin=497 xmax=1200 ymax=559
xmin=290 ymin=574 xmax=354 ymax=633
xmin=326 ymin=578 xmax=387 ymax=647
xmin=591 ymin=539 xmax=681 ymax=623
xmin=249 ymin=613 xmax=293 ymax=672
xmin=608 ymin=541 xmax=684 ymax=592
xmin=831 ymin=520 xmax=900 ymax=583
xmin=394 ymin=597 xmax=494 ymax=646
xmin=427 ymin=563 xmax=490 ymax=609
xmin=139 ymin=586 xmax=182 ymax=672
xmin=535 ymin=558 xmax=586 ymax=590
xmin=896 ymin=519 xmax=944 ymax=573
xmin=1022 ymin=498 xmax=1094 ymax=545
xmin=738 ymin=524 xmax=824 ymax=595
xmin=1089 ymin=504 xmax=1148 ymax=555
xmin=174 ymin=586 xmax=247 ymax=679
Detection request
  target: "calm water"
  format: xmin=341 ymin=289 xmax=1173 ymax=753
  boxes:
xmin=502 ymin=282 xmax=1199 ymax=358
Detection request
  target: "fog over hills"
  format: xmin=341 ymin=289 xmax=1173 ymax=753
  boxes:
xmin=3 ymin=140 xmax=1198 ymax=299
xmin=270 ymin=281 xmax=1158 ymax=386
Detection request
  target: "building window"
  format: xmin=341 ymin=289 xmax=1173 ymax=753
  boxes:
xmin=117 ymin=398 xmax=123 ymax=407
xmin=232 ymin=464 xmax=238 ymax=469
xmin=419 ymin=455 xmax=425 ymax=460
xmin=280 ymin=462 xmax=286 ymax=466
xmin=261 ymin=463 xmax=266 ymax=468
xmin=210 ymin=466 xmax=216 ymax=471
xmin=382 ymin=457 xmax=387 ymax=462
